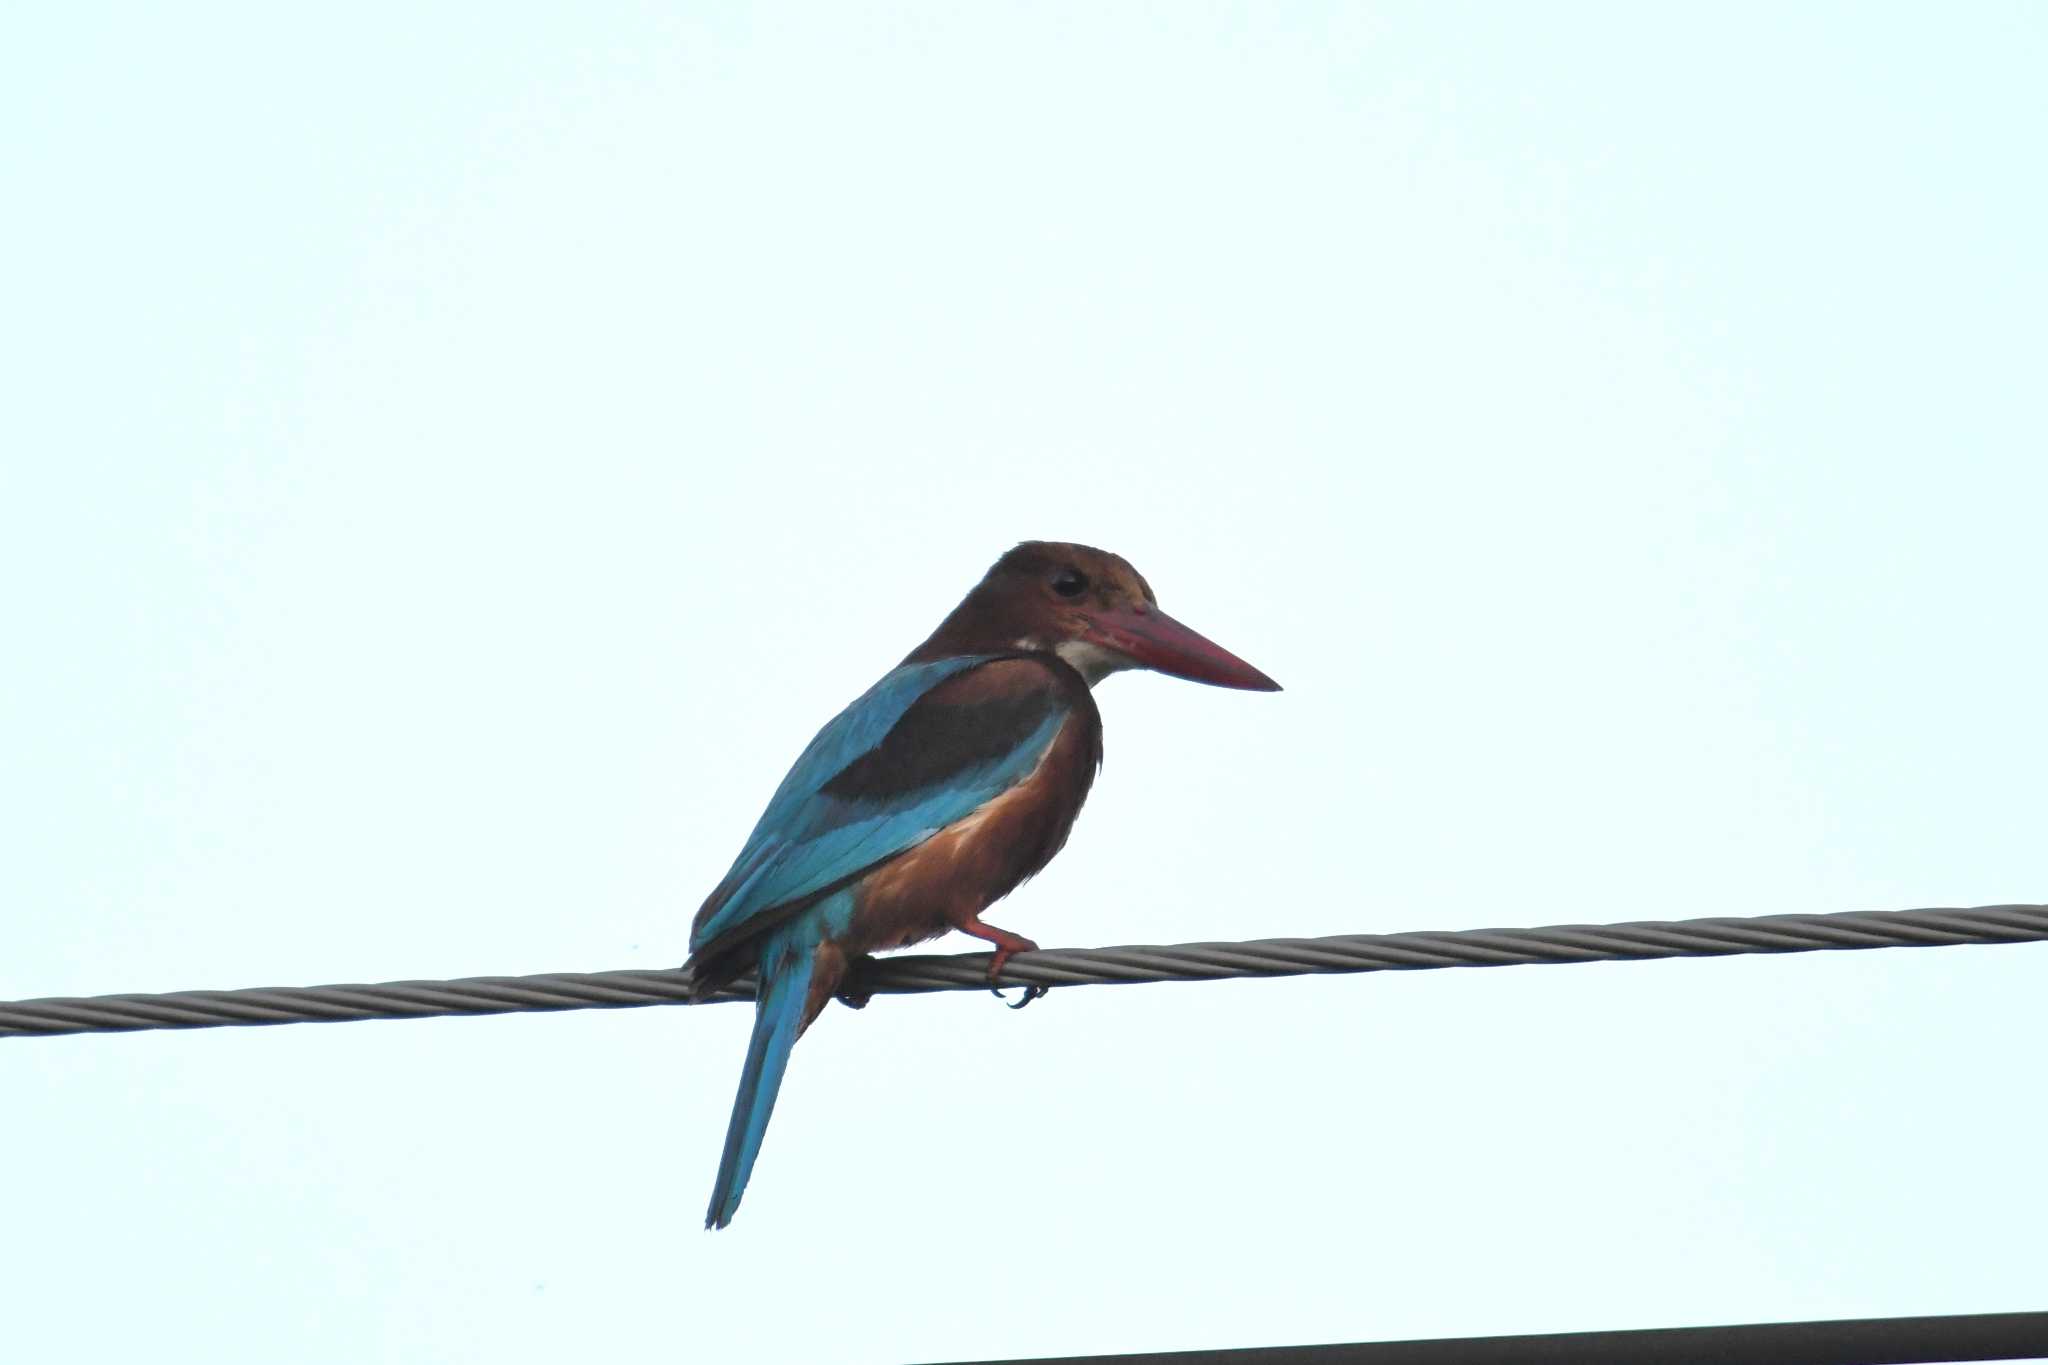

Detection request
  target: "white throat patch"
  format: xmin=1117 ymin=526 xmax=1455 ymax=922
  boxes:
xmin=1052 ymin=639 xmax=1128 ymax=687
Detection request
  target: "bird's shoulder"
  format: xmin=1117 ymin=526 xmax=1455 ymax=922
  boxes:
xmin=818 ymin=653 xmax=1091 ymax=802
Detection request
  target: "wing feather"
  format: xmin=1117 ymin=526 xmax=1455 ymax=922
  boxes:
xmin=689 ymin=656 xmax=1069 ymax=959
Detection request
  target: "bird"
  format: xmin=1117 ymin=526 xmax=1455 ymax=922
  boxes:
xmin=685 ymin=541 xmax=1279 ymax=1229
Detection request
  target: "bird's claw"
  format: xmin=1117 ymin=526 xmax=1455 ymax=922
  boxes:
xmin=989 ymin=982 xmax=1049 ymax=1010
xmin=975 ymin=931 xmax=1044 ymax=1010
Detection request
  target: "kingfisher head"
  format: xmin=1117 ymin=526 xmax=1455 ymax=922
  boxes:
xmin=914 ymin=541 xmax=1280 ymax=691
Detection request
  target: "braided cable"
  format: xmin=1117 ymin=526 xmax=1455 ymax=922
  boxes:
xmin=4 ymin=903 xmax=2043 ymax=1038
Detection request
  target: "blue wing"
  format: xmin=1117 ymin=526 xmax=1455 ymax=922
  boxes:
xmin=689 ymin=655 xmax=1069 ymax=958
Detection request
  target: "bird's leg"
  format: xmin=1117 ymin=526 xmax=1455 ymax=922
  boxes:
xmin=955 ymin=915 xmax=1049 ymax=1009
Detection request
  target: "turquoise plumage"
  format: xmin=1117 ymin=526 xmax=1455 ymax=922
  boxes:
xmin=691 ymin=656 xmax=1075 ymax=1228
xmin=696 ymin=656 xmax=1002 ymax=950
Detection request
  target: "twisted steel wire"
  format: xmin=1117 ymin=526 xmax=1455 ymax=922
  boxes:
xmin=4 ymin=903 xmax=2044 ymax=1039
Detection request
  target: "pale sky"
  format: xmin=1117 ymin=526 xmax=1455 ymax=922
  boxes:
xmin=3 ymin=4 xmax=2045 ymax=1363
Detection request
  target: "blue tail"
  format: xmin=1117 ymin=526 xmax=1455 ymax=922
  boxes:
xmin=705 ymin=938 xmax=815 ymax=1229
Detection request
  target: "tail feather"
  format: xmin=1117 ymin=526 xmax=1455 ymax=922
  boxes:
xmin=705 ymin=942 xmax=815 ymax=1230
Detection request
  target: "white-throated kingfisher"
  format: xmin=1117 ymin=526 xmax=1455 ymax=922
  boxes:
xmin=686 ymin=541 xmax=1279 ymax=1228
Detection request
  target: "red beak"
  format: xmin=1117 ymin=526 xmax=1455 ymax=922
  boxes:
xmin=1083 ymin=605 xmax=1281 ymax=692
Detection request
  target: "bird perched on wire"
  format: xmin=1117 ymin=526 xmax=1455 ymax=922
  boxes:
xmin=685 ymin=541 xmax=1280 ymax=1228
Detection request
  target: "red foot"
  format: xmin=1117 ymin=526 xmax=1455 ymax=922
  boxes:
xmin=955 ymin=916 xmax=1038 ymax=985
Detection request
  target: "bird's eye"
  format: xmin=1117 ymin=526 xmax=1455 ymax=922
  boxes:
xmin=1051 ymin=569 xmax=1089 ymax=598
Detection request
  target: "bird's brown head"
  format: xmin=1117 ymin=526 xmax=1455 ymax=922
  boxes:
xmin=912 ymin=541 xmax=1280 ymax=691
